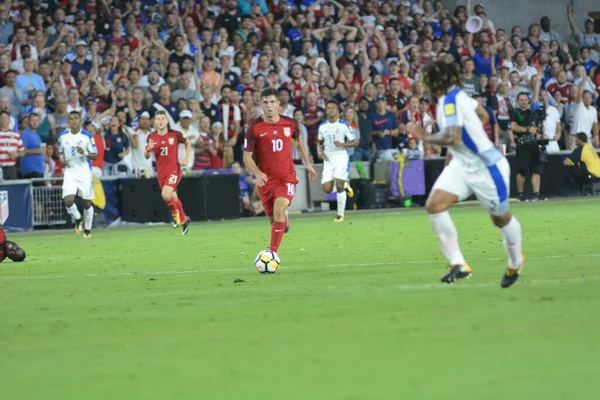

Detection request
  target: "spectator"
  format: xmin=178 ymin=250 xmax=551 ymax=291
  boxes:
xmin=567 ymin=78 xmax=599 ymax=150
xmin=15 ymin=58 xmax=46 ymax=98
xmin=540 ymin=90 xmax=562 ymax=153
xmin=173 ymin=110 xmax=200 ymax=170
xmin=209 ymin=120 xmax=226 ymax=169
xmin=200 ymin=85 xmax=222 ymax=125
xmin=194 ymin=116 xmax=218 ymax=171
xmin=0 ymin=97 xmax=18 ymax=131
xmin=20 ymin=113 xmax=45 ymax=179
xmin=51 ymin=95 xmax=70 ymax=136
xmin=563 ymin=132 xmax=600 ymax=195
xmin=151 ymin=84 xmax=178 ymax=125
xmin=302 ymin=91 xmax=326 ymax=162
xmin=404 ymin=136 xmax=424 ymax=160
xmin=104 ymin=116 xmax=131 ymax=176
xmin=0 ymin=70 xmax=26 ymax=120
xmin=371 ymin=95 xmax=400 ymax=162
xmin=0 ymin=110 xmax=25 ymax=180
xmin=218 ymin=85 xmax=242 ymax=165
xmin=278 ymin=87 xmax=296 ymax=118
xmin=71 ymin=41 xmax=92 ymax=77
xmin=0 ymin=5 xmax=14 ymax=46
xmin=539 ymin=16 xmax=560 ymax=44
xmin=353 ymin=97 xmax=374 ymax=161
xmin=129 ymin=112 xmax=153 ymax=178
xmin=66 ymin=87 xmax=85 ymax=119
xmin=173 ymin=73 xmax=201 ymax=103
xmin=87 ymin=121 xmax=105 ymax=178
xmin=291 ymin=108 xmax=310 ymax=165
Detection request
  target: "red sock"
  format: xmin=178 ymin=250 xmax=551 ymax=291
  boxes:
xmin=270 ymin=221 xmax=286 ymax=252
xmin=167 ymin=198 xmax=180 ymax=225
xmin=176 ymin=199 xmax=187 ymax=222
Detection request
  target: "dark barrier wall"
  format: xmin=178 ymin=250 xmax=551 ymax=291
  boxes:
xmin=424 ymin=153 xmax=571 ymax=198
xmin=120 ymin=174 xmax=240 ymax=223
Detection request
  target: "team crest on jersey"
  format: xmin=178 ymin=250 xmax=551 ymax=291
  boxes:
xmin=168 ymin=138 xmax=174 ymax=145
xmin=284 ymin=127 xmax=291 ymax=137
xmin=0 ymin=191 xmax=8 ymax=225
xmin=445 ymin=103 xmax=456 ymax=116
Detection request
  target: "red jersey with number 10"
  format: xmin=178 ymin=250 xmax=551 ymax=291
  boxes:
xmin=244 ymin=115 xmax=299 ymax=178
xmin=148 ymin=130 xmax=187 ymax=173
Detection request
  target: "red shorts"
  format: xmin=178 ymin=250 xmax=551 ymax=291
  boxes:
xmin=158 ymin=169 xmax=182 ymax=190
xmin=257 ymin=174 xmax=298 ymax=217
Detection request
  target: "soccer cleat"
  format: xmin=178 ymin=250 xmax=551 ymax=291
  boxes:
xmin=501 ymin=255 xmax=526 ymax=289
xmin=441 ymin=263 xmax=472 ymax=284
xmin=171 ymin=218 xmax=178 ymax=228
xmin=334 ymin=215 xmax=344 ymax=222
xmin=181 ymin=216 xmax=191 ymax=235
xmin=517 ymin=193 xmax=527 ymax=203
xmin=83 ymin=230 xmax=92 ymax=239
xmin=345 ymin=182 xmax=354 ymax=198
xmin=285 ymin=215 xmax=290 ymax=233
xmin=74 ymin=218 xmax=84 ymax=235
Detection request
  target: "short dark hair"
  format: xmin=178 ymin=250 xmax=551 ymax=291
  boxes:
xmin=576 ymin=133 xmax=588 ymax=142
xmin=221 ymin=84 xmax=233 ymax=92
xmin=69 ymin=110 xmax=81 ymax=117
xmin=278 ymin=87 xmax=291 ymax=95
xmin=0 ymin=110 xmax=10 ymax=118
xmin=516 ymin=92 xmax=530 ymax=100
xmin=326 ymin=99 xmax=339 ymax=107
xmin=260 ymin=87 xmax=279 ymax=99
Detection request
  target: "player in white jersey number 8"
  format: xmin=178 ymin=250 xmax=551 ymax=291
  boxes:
xmin=317 ymin=100 xmax=359 ymax=222
xmin=406 ymin=60 xmax=525 ymax=289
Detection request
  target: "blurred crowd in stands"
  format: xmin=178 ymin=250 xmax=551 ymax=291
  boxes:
xmin=0 ymin=0 xmax=598 ymax=188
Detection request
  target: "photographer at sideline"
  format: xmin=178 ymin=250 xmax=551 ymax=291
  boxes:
xmin=510 ymin=76 xmax=546 ymax=202
xmin=563 ymin=133 xmax=600 ymax=195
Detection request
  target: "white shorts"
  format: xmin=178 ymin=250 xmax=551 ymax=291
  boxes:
xmin=321 ymin=157 xmax=350 ymax=184
xmin=432 ymin=158 xmax=510 ymax=216
xmin=62 ymin=176 xmax=95 ymax=200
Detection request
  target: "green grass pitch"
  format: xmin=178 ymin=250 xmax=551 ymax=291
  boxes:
xmin=1 ymin=198 xmax=599 ymax=400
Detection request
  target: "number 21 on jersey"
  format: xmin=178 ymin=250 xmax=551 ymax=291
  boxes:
xmin=160 ymin=147 xmax=168 ymax=156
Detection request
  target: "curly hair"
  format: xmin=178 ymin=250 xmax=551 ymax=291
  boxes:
xmin=420 ymin=59 xmax=463 ymax=98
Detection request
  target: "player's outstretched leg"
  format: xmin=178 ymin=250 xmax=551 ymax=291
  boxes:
xmin=334 ymin=179 xmax=347 ymax=222
xmin=426 ymin=190 xmax=471 ymax=283
xmin=492 ymin=212 xmax=525 ymax=288
xmin=270 ymin=197 xmax=289 ymax=252
xmin=83 ymin=201 xmax=94 ymax=239
xmin=64 ymin=195 xmax=83 ymax=235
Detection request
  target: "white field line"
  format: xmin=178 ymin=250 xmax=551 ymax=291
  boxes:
xmin=2 ymin=253 xmax=599 ymax=282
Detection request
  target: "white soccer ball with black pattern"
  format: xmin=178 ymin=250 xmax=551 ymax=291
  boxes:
xmin=255 ymin=250 xmax=280 ymax=274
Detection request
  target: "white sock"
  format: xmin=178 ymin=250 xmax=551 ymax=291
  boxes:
xmin=336 ymin=191 xmax=347 ymax=217
xmin=285 ymin=209 xmax=288 ymax=219
xmin=84 ymin=207 xmax=94 ymax=230
xmin=66 ymin=204 xmax=81 ymax=221
xmin=501 ymin=216 xmax=523 ymax=268
xmin=429 ymin=211 xmax=466 ymax=265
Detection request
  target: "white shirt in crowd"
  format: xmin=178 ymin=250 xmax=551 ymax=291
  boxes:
xmin=542 ymin=105 xmax=561 ymax=153
xmin=173 ymin=123 xmax=200 ymax=169
xmin=569 ymin=101 xmax=598 ymax=139
xmin=130 ymin=127 xmax=154 ymax=173
xmin=511 ymin=65 xmax=538 ymax=81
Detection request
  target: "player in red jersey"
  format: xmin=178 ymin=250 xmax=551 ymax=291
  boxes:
xmin=144 ymin=111 xmax=192 ymax=235
xmin=0 ymin=226 xmax=26 ymax=263
xmin=244 ymin=87 xmax=317 ymax=254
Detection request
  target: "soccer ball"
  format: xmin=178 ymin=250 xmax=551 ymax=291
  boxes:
xmin=255 ymin=250 xmax=280 ymax=274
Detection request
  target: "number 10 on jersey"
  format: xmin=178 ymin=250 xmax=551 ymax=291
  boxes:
xmin=272 ymin=139 xmax=283 ymax=152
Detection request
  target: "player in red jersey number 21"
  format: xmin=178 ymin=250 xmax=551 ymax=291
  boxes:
xmin=145 ymin=111 xmax=192 ymax=235
xmin=244 ymin=88 xmax=317 ymax=254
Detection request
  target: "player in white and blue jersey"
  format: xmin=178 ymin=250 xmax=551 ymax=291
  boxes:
xmin=318 ymin=100 xmax=359 ymax=222
xmin=407 ymin=60 xmax=525 ymax=288
xmin=58 ymin=111 xmax=98 ymax=239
